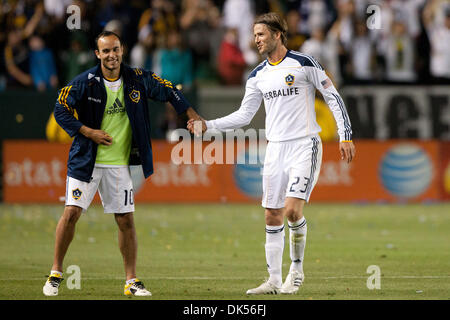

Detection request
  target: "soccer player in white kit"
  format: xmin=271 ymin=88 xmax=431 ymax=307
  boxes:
xmin=188 ymin=12 xmax=355 ymax=295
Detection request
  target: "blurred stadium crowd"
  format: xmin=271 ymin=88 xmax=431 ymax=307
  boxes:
xmin=1 ymin=0 xmax=450 ymax=93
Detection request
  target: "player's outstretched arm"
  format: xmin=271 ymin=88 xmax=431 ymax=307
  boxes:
xmin=339 ymin=140 xmax=356 ymax=163
xmin=186 ymin=74 xmax=262 ymax=136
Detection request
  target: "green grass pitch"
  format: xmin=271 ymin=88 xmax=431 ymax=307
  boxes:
xmin=0 ymin=203 xmax=449 ymax=300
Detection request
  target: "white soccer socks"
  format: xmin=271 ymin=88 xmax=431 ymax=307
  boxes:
xmin=288 ymin=217 xmax=307 ymax=273
xmin=50 ymin=270 xmax=63 ymax=278
xmin=265 ymin=224 xmax=285 ymax=287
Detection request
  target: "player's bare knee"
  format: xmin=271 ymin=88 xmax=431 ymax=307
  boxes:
xmin=265 ymin=208 xmax=284 ymax=226
xmin=285 ymin=207 xmax=303 ymax=223
xmin=115 ymin=212 xmax=135 ymax=231
xmin=63 ymin=206 xmax=82 ymax=224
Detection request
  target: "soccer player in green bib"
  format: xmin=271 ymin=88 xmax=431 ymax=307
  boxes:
xmin=43 ymin=31 xmax=201 ymax=296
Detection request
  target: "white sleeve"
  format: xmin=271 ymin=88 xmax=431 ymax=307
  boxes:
xmin=205 ymin=77 xmax=262 ymax=131
xmin=305 ymin=65 xmax=353 ymax=141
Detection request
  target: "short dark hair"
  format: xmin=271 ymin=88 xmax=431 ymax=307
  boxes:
xmin=254 ymin=12 xmax=288 ymax=46
xmin=95 ymin=31 xmax=122 ymax=50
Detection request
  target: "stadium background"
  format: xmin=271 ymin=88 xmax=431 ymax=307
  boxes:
xmin=1 ymin=0 xmax=449 ymax=203
xmin=0 ymin=0 xmax=450 ymax=302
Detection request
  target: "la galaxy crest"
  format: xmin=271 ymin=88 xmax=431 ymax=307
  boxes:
xmin=285 ymin=74 xmax=295 ymax=86
xmin=129 ymin=89 xmax=140 ymax=103
xmin=72 ymin=188 xmax=82 ymax=200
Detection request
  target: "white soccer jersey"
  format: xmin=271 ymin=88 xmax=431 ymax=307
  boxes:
xmin=205 ymin=50 xmax=352 ymax=142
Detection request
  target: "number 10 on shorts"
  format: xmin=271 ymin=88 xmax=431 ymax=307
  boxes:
xmin=124 ymin=189 xmax=134 ymax=206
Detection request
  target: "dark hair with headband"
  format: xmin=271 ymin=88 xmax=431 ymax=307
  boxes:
xmin=254 ymin=12 xmax=288 ymax=46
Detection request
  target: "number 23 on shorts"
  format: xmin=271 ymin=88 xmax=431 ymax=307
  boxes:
xmin=289 ymin=176 xmax=310 ymax=194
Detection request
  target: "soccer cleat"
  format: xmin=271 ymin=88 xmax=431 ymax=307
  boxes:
xmin=280 ymin=271 xmax=304 ymax=294
xmin=246 ymin=280 xmax=280 ymax=295
xmin=124 ymin=279 xmax=152 ymax=296
xmin=43 ymin=274 xmax=64 ymax=296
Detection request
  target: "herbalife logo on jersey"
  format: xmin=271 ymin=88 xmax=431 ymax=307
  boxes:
xmin=263 ymin=87 xmax=300 ymax=100
xmin=106 ymin=98 xmax=125 ymax=115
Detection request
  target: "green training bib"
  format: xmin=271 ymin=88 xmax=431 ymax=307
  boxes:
xmin=95 ymin=80 xmax=132 ymax=165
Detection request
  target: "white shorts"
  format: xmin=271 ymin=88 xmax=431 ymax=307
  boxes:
xmin=65 ymin=166 xmax=135 ymax=214
xmin=261 ymin=135 xmax=323 ymax=209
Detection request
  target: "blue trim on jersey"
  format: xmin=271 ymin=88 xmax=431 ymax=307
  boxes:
xmin=287 ymin=51 xmax=324 ymax=70
xmin=248 ymin=51 xmax=324 ymax=80
xmin=331 ymin=93 xmax=352 ymax=141
xmin=248 ymin=61 xmax=268 ymax=79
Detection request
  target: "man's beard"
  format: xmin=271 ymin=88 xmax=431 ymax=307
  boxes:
xmin=261 ymin=44 xmax=276 ymax=57
xmin=260 ymin=36 xmax=278 ymax=57
xmin=103 ymin=60 xmax=120 ymax=71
